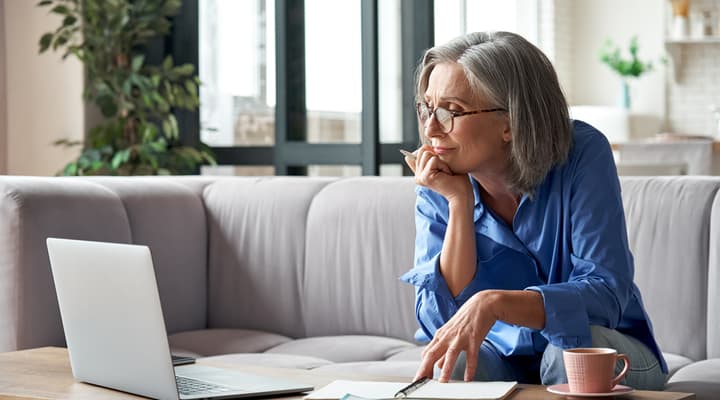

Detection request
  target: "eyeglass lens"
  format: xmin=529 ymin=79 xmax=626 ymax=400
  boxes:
xmin=418 ymin=104 xmax=453 ymax=132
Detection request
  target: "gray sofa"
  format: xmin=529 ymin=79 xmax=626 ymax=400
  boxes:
xmin=0 ymin=175 xmax=718 ymax=398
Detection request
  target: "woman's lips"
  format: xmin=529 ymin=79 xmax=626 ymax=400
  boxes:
xmin=433 ymin=147 xmax=454 ymax=155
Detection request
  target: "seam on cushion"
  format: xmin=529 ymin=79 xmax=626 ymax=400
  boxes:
xmin=202 ymin=177 xmax=262 ymax=331
xmin=300 ymin=177 xmax=340 ymax=338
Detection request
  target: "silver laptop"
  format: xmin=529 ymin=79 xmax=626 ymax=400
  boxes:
xmin=46 ymin=238 xmax=313 ymax=400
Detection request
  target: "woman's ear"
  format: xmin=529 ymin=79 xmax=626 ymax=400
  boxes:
xmin=501 ymin=117 xmax=512 ymax=143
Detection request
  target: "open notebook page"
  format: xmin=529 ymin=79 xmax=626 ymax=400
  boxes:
xmin=305 ymin=379 xmax=517 ymax=400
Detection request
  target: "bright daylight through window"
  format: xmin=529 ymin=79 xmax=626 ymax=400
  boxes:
xmin=198 ymin=0 xmax=539 ymax=176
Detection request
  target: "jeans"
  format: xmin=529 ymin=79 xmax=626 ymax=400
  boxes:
xmin=442 ymin=326 xmax=667 ymax=390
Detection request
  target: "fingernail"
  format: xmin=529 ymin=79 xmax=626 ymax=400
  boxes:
xmin=399 ymin=149 xmax=416 ymax=160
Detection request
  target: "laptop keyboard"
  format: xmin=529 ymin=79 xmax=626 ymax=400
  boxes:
xmin=176 ymin=375 xmax=233 ymax=396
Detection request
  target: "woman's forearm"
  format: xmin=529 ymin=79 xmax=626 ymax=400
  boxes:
xmin=489 ymin=289 xmax=546 ymax=330
xmin=439 ymin=198 xmax=477 ymax=297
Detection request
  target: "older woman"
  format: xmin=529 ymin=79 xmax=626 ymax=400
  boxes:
xmin=400 ymin=31 xmax=667 ymax=390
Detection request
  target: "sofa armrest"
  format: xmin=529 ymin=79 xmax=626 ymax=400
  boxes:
xmin=0 ymin=177 xmax=132 ymax=351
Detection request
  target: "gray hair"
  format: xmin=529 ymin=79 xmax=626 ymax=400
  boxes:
xmin=416 ymin=31 xmax=572 ymax=195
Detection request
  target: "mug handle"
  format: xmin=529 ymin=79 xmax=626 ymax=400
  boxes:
xmin=611 ymin=353 xmax=630 ymax=388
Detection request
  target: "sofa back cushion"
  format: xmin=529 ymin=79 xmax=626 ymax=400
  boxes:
xmin=0 ymin=177 xmax=133 ymax=351
xmin=621 ymin=177 xmax=720 ymax=361
xmin=303 ymin=177 xmax=418 ymax=341
xmin=707 ymin=192 xmax=720 ymax=358
xmin=204 ymin=177 xmax=334 ymax=338
xmin=84 ymin=178 xmax=209 ymax=334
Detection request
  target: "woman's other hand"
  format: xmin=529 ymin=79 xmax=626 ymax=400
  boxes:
xmin=413 ymin=290 xmax=545 ymax=382
xmin=413 ymin=290 xmax=500 ymax=382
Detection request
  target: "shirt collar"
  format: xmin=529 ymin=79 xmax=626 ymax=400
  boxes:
xmin=469 ymin=174 xmax=531 ymax=256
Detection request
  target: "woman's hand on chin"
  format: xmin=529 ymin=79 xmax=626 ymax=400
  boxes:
xmin=405 ymin=145 xmax=472 ymax=204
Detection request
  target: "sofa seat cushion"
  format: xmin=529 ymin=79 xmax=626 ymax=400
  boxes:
xmin=663 ymin=352 xmax=695 ymax=378
xmin=265 ymin=336 xmax=417 ymax=362
xmin=168 ymin=329 xmax=291 ymax=356
xmin=312 ymin=361 xmax=418 ymax=379
xmin=385 ymin=346 xmax=424 ymax=361
xmin=665 ymin=358 xmax=720 ymax=400
xmin=201 ymin=353 xmax=333 ymax=370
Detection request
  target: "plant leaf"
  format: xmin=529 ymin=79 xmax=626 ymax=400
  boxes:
xmin=50 ymin=5 xmax=70 ymax=15
xmin=131 ymin=54 xmax=145 ymax=72
xmin=39 ymin=33 xmax=53 ymax=52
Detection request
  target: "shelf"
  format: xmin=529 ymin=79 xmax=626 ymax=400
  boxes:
xmin=664 ymin=38 xmax=720 ymax=82
xmin=665 ymin=37 xmax=720 ymax=44
xmin=611 ymin=140 xmax=720 ymax=153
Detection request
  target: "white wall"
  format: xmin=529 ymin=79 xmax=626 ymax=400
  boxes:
xmin=0 ymin=0 xmax=7 ymax=174
xmin=3 ymin=0 xmax=83 ymax=176
xmin=570 ymin=0 xmax=666 ymax=134
xmin=666 ymin=0 xmax=720 ymax=136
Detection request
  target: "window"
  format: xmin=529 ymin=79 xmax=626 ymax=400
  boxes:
xmin=434 ymin=0 xmax=539 ymax=46
xmin=174 ymin=1 xmax=542 ymax=177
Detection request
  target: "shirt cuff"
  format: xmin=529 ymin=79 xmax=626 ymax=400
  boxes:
xmin=399 ymin=253 xmax=454 ymax=299
xmin=400 ymin=253 xmax=441 ymax=290
xmin=525 ymin=284 xmax=592 ymax=349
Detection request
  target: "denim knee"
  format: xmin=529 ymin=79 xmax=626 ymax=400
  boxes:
xmin=540 ymin=343 xmax=567 ymax=385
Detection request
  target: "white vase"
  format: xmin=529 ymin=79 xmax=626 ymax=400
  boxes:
xmin=672 ymin=16 xmax=689 ymax=39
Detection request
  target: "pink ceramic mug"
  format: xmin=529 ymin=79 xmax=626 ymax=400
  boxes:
xmin=563 ymin=348 xmax=630 ymax=393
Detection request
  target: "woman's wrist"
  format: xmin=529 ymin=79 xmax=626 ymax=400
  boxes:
xmin=483 ymin=289 xmax=545 ymax=330
xmin=446 ymin=190 xmax=474 ymax=212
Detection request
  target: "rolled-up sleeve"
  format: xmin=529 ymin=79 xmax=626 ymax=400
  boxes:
xmin=526 ymin=133 xmax=634 ymax=348
xmin=399 ymin=187 xmax=460 ymax=342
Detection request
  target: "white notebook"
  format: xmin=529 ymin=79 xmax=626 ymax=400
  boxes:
xmin=305 ymin=379 xmax=518 ymax=400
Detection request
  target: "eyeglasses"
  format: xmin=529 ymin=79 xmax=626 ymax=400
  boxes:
xmin=416 ymin=102 xmax=506 ymax=133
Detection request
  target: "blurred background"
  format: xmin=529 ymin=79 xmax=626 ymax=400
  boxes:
xmin=1 ymin=0 xmax=719 ymax=177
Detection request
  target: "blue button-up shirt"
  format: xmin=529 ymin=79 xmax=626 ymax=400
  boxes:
xmin=400 ymin=120 xmax=667 ymax=373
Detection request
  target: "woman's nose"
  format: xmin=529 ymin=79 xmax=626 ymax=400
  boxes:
xmin=423 ymin=114 xmax=445 ymax=140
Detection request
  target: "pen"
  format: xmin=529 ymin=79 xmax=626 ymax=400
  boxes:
xmin=394 ymin=377 xmax=429 ymax=398
xmin=399 ymin=149 xmax=416 ymax=161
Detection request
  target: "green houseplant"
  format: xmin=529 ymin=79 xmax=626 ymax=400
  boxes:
xmin=38 ymin=0 xmax=215 ymax=175
xmin=598 ymin=36 xmax=658 ymax=109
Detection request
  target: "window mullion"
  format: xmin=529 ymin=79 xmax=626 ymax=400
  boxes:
xmin=361 ymin=0 xmax=380 ymax=175
xmin=275 ymin=0 xmax=307 ymax=175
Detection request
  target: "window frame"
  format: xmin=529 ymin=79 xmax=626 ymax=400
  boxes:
xmin=171 ymin=0 xmax=433 ymax=175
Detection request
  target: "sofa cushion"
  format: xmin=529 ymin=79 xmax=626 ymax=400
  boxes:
xmin=665 ymin=358 xmax=720 ymax=400
xmin=663 ymin=352 xmax=695 ymax=378
xmin=87 ymin=178 xmax=209 ymax=334
xmin=312 ymin=361 xmax=418 ymax=379
xmin=303 ymin=177 xmax=418 ymax=341
xmin=203 ymin=177 xmax=335 ymax=338
xmin=621 ymin=177 xmax=720 ymax=361
xmin=708 ymin=192 xmax=720 ymax=359
xmin=201 ymin=353 xmax=333 ymax=370
xmin=265 ymin=335 xmax=417 ymax=363
xmin=168 ymin=329 xmax=292 ymax=356
xmin=385 ymin=346 xmax=424 ymax=361
xmin=0 ymin=177 xmax=133 ymax=352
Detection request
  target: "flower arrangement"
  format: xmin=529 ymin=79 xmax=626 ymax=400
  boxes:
xmin=598 ymin=36 xmax=655 ymax=79
xmin=598 ymin=36 xmax=661 ymax=108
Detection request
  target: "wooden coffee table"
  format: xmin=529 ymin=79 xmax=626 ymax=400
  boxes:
xmin=0 ymin=347 xmax=694 ymax=400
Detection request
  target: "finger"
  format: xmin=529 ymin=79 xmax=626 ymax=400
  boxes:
xmin=436 ymin=354 xmax=446 ymax=370
xmin=439 ymin=345 xmax=461 ymax=383
xmin=425 ymin=154 xmax=452 ymax=175
xmin=416 ymin=149 xmax=434 ymax=175
xmin=413 ymin=354 xmax=436 ymax=381
xmin=420 ymin=336 xmax=439 ymax=358
xmin=403 ymin=155 xmax=417 ymax=173
xmin=464 ymin=343 xmax=479 ymax=382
